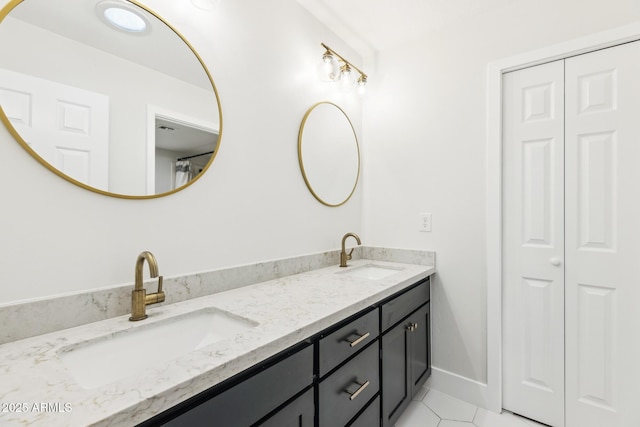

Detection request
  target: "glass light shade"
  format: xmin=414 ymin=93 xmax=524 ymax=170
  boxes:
xmin=357 ymin=76 xmax=367 ymax=95
xmin=339 ymin=64 xmax=356 ymax=92
xmin=318 ymin=55 xmax=339 ymax=82
xmin=340 ymin=64 xmax=351 ymax=81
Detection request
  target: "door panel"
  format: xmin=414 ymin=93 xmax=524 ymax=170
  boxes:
xmin=576 ymin=131 xmax=616 ymax=251
xmin=576 ymin=284 xmax=615 ymax=408
xmin=409 ymin=303 xmax=430 ymax=395
xmin=522 ymin=138 xmax=555 ymax=246
xmin=565 ymin=41 xmax=640 ymax=427
xmin=0 ymin=68 xmax=109 ymax=188
xmin=382 ymin=324 xmax=409 ymax=427
xmin=502 ymin=59 xmax=565 ymax=427
xmin=520 ymin=277 xmax=554 ymax=392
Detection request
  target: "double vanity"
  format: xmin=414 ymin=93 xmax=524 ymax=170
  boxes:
xmin=0 ymin=0 xmax=431 ymax=425
xmin=0 ymin=249 xmax=434 ymax=426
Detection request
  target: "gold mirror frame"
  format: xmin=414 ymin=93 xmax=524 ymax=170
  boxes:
xmin=298 ymin=102 xmax=360 ymax=207
xmin=0 ymin=0 xmax=223 ymax=199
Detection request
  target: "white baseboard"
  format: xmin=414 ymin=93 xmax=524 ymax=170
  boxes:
xmin=427 ymin=366 xmax=493 ymax=411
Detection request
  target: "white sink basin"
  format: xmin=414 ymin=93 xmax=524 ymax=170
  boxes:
xmin=337 ymin=263 xmax=404 ymax=280
xmin=58 ymin=308 xmax=258 ymax=389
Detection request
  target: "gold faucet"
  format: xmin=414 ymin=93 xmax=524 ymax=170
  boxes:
xmin=130 ymin=251 xmax=165 ymax=321
xmin=340 ymin=232 xmax=362 ymax=267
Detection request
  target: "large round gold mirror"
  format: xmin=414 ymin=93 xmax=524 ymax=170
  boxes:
xmin=0 ymin=0 xmax=222 ymax=198
xmin=298 ymin=102 xmax=360 ymax=207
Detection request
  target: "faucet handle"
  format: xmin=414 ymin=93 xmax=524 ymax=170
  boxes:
xmin=151 ymin=276 xmax=165 ymax=304
xmin=346 ymin=248 xmax=354 ymax=260
xmin=157 ymin=275 xmax=163 ymax=293
xmin=144 ymin=275 xmax=165 ymax=305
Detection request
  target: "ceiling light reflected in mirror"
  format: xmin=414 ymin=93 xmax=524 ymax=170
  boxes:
xmin=96 ymin=1 xmax=149 ymax=34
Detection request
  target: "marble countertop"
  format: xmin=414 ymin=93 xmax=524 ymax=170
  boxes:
xmin=0 ymin=259 xmax=434 ymax=426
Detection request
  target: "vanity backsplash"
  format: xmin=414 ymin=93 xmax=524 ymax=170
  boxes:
xmin=0 ymin=247 xmax=435 ymax=344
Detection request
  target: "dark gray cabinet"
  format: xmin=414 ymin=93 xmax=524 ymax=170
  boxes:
xmin=258 ymin=389 xmax=314 ymax=427
xmin=318 ymin=343 xmax=379 ymax=427
xmin=349 ymin=396 xmax=380 ymax=427
xmin=142 ymin=344 xmax=314 ymax=427
xmin=408 ymin=303 xmax=431 ymax=396
xmin=381 ymin=278 xmax=430 ymax=331
xmin=141 ymin=276 xmax=431 ymax=427
xmin=318 ymin=308 xmax=379 ymax=377
xmin=317 ymin=307 xmax=380 ymax=427
xmin=381 ymin=318 xmax=410 ymax=426
xmin=381 ymin=279 xmax=431 ymax=427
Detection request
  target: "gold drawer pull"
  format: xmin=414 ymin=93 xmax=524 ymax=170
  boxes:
xmin=346 ymin=380 xmax=370 ymax=400
xmin=406 ymin=322 xmax=419 ymax=332
xmin=345 ymin=332 xmax=371 ymax=347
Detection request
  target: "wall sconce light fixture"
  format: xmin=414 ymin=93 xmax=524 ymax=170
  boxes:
xmin=320 ymin=42 xmax=367 ymax=93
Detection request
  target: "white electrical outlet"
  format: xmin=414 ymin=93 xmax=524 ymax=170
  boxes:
xmin=418 ymin=213 xmax=432 ymax=232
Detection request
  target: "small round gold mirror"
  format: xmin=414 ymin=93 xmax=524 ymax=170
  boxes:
xmin=298 ymin=102 xmax=360 ymax=207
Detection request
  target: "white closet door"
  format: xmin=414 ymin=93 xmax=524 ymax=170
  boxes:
xmin=564 ymin=41 xmax=640 ymax=427
xmin=502 ymin=60 xmax=565 ymax=427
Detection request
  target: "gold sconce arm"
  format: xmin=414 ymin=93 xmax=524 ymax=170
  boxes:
xmin=321 ymin=43 xmax=368 ymax=89
xmin=321 ymin=42 xmax=368 ymax=81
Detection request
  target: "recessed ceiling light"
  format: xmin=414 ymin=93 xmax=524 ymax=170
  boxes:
xmin=96 ymin=1 xmax=150 ymax=34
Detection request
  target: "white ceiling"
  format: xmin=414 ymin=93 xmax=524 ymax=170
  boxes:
xmin=9 ymin=0 xmax=518 ymax=86
xmin=296 ymin=0 xmax=517 ymax=56
xmin=155 ymin=117 xmax=218 ymax=154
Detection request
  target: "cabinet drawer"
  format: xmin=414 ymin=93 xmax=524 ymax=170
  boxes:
xmin=381 ymin=277 xmax=430 ymax=332
xmin=258 ymin=388 xmax=314 ymax=427
xmin=162 ymin=345 xmax=313 ymax=426
xmin=318 ymin=308 xmax=379 ymax=377
xmin=318 ymin=343 xmax=379 ymax=427
xmin=349 ymin=395 xmax=380 ymax=427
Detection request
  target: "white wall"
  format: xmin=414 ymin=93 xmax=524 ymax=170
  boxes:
xmin=0 ymin=0 xmax=364 ymax=304
xmin=363 ymin=0 xmax=640 ymax=392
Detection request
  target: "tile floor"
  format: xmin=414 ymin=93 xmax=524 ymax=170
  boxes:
xmin=395 ymin=387 xmax=549 ymax=427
